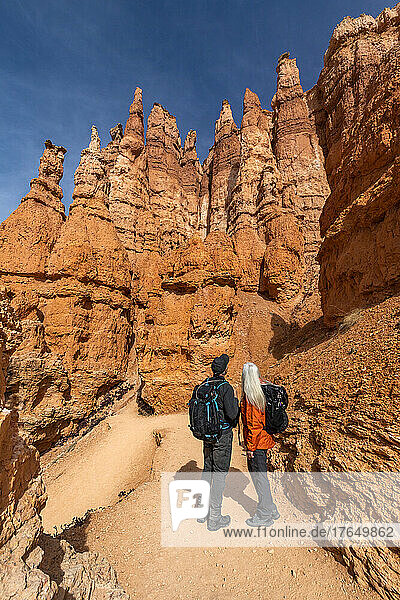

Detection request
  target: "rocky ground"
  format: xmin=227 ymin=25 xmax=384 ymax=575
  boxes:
xmin=40 ymin=404 xmax=380 ymax=600
xmin=266 ymin=293 xmax=400 ymax=599
xmin=0 ymin=408 xmax=129 ymax=600
xmin=38 ymin=292 xmax=400 ymax=599
xmin=1 ymin=3 xmax=400 ymax=598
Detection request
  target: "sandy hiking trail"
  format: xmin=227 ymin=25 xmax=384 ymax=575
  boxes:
xmin=41 ymin=402 xmax=380 ymax=600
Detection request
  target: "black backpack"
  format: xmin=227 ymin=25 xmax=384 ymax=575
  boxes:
xmin=188 ymin=378 xmax=227 ymax=443
xmin=261 ymin=382 xmax=289 ymax=434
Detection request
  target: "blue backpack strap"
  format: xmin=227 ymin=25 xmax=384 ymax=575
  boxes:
xmin=215 ymin=381 xmax=227 ymax=391
xmin=209 ymin=380 xmax=226 ymax=401
xmin=214 ymin=381 xmax=232 ymax=429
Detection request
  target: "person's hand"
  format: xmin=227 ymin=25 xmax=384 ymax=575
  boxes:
xmin=246 ymin=450 xmax=254 ymax=460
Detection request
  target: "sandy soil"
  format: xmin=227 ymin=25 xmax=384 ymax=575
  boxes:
xmin=41 ymin=405 xmax=381 ymax=600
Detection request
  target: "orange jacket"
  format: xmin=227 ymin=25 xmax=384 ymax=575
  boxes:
xmin=240 ymin=390 xmax=275 ymax=452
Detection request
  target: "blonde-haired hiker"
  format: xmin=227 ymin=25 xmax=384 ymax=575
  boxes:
xmin=240 ymin=362 xmax=279 ymax=527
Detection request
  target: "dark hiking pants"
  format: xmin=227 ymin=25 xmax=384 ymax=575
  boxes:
xmin=202 ymin=429 xmax=233 ymax=521
xmin=247 ymin=449 xmax=276 ymax=520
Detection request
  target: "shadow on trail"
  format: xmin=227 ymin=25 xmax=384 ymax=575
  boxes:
xmin=174 ymin=462 xmax=257 ymax=516
xmin=58 ymin=514 xmax=91 ymax=553
xmin=174 ymin=460 xmax=202 ymax=478
xmin=224 ymin=467 xmax=257 ymax=516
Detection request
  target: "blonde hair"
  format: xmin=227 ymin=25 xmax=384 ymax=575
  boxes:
xmin=242 ymin=362 xmax=266 ymax=411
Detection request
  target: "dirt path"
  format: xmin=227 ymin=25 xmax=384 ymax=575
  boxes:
xmin=42 ymin=400 xmax=179 ymax=531
xmin=42 ymin=404 xmax=380 ymax=599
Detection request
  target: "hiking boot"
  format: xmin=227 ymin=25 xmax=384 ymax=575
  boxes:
xmin=197 ymin=515 xmax=208 ymax=523
xmin=207 ymin=515 xmax=231 ymax=531
xmin=245 ymin=514 xmax=274 ymax=528
xmin=271 ymin=508 xmax=280 ymax=521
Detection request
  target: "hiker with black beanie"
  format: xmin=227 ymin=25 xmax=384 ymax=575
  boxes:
xmin=189 ymin=353 xmax=239 ymax=531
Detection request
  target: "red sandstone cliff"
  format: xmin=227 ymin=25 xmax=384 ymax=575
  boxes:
xmin=0 ymin=3 xmax=398 ymax=469
xmin=0 ymin=4 xmax=399 ymax=599
xmin=312 ymin=5 xmax=400 ymax=324
xmin=0 ymin=135 xmax=136 ymax=451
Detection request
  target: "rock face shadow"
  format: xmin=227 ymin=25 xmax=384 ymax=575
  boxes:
xmin=39 ymin=534 xmax=74 ymax=599
xmin=39 ymin=533 xmax=66 ymax=586
xmin=55 ymin=514 xmax=91 ymax=554
xmin=268 ymin=313 xmax=333 ymax=360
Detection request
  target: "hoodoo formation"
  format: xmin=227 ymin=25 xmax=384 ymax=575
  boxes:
xmin=0 ymin=52 xmax=333 ymax=447
xmin=0 ymin=3 xmax=400 ymax=600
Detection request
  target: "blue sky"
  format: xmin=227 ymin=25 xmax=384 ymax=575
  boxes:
xmin=0 ymin=0 xmax=392 ymax=222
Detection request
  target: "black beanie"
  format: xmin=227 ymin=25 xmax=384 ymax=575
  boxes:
xmin=211 ymin=353 xmax=229 ymax=375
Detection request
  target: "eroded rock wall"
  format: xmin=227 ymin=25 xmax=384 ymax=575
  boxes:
xmin=0 ymin=297 xmax=129 ymax=600
xmin=273 ymin=53 xmax=330 ymax=291
xmin=0 ymin=52 xmax=330 ymax=437
xmin=135 ymin=229 xmax=300 ymax=412
xmin=315 ymin=4 xmax=400 ymax=325
xmin=0 ymin=136 xmax=136 ymax=451
xmin=0 ymin=408 xmax=54 ymax=600
xmin=209 ymin=100 xmax=241 ymax=233
xmin=116 ymin=82 xmax=327 ymax=410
